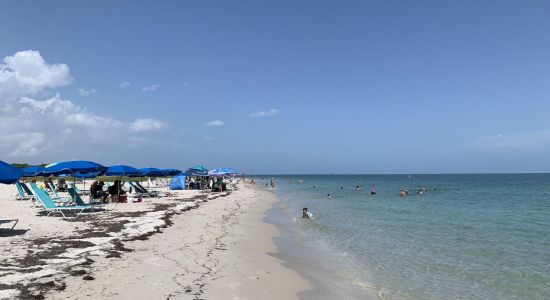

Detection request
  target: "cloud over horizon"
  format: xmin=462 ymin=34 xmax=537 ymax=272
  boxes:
xmin=205 ymin=120 xmax=224 ymax=127
xmin=0 ymin=50 xmax=170 ymax=161
xmin=78 ymin=88 xmax=97 ymax=96
xmin=249 ymin=108 xmax=280 ymax=118
xmin=142 ymin=84 xmax=160 ymax=92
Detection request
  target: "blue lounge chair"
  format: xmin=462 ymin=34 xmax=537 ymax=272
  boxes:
xmin=68 ymin=183 xmax=90 ymax=196
xmin=46 ymin=182 xmax=72 ymax=202
xmin=29 ymin=183 xmax=94 ymax=218
xmin=130 ymin=181 xmax=160 ymax=197
xmin=67 ymin=187 xmax=105 ymax=210
xmin=15 ymin=182 xmax=32 ymax=200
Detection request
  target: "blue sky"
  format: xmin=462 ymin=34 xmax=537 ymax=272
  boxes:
xmin=1 ymin=1 xmax=549 ymax=173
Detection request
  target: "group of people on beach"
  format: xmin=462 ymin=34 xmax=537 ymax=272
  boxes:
xmin=90 ymin=180 xmax=126 ymax=203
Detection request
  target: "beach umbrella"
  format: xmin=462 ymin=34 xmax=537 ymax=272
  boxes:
xmin=0 ymin=161 xmax=23 ymax=184
xmin=223 ymin=168 xmax=237 ymax=175
xmin=208 ymin=167 xmax=237 ymax=176
xmin=104 ymin=165 xmax=141 ymax=203
xmin=105 ymin=165 xmax=141 ymax=177
xmin=42 ymin=160 xmax=106 ymax=192
xmin=42 ymin=160 xmax=107 ymax=176
xmin=21 ymin=165 xmax=46 ymax=177
xmin=208 ymin=168 xmax=229 ymax=176
xmin=161 ymin=169 xmax=182 ymax=176
xmin=185 ymin=166 xmax=208 ymax=176
xmin=138 ymin=168 xmax=164 ymax=177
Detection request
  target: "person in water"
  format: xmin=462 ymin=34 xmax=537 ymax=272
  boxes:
xmin=327 ymin=193 xmax=331 ymax=198
xmin=370 ymin=187 xmax=377 ymax=195
xmin=356 ymin=185 xmax=361 ymax=190
xmin=302 ymin=208 xmax=310 ymax=218
xmin=340 ymin=186 xmax=344 ymax=190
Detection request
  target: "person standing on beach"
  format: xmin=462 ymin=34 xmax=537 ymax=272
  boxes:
xmin=270 ymin=177 xmax=275 ymax=189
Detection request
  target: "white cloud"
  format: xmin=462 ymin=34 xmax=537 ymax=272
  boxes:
xmin=120 ymin=82 xmax=131 ymax=88
xmin=0 ymin=132 xmax=47 ymax=157
xmin=205 ymin=120 xmax=224 ymax=127
xmin=142 ymin=84 xmax=160 ymax=92
xmin=475 ymin=130 xmax=550 ymax=151
xmin=78 ymin=88 xmax=97 ymax=96
xmin=249 ymin=108 xmax=280 ymax=118
xmin=0 ymin=50 xmax=170 ymax=160
xmin=130 ymin=118 xmax=168 ymax=132
xmin=0 ymin=50 xmax=72 ymax=101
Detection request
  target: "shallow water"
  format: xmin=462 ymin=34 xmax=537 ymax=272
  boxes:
xmin=259 ymin=174 xmax=550 ymax=299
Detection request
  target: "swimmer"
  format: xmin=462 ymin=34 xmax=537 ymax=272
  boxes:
xmin=302 ymin=208 xmax=309 ymax=218
xmin=327 ymin=194 xmax=331 ymax=198
xmin=340 ymin=186 xmax=344 ymax=190
xmin=370 ymin=187 xmax=377 ymax=195
xmin=313 ymin=185 xmax=316 ymax=189
xmin=356 ymin=185 xmax=361 ymax=190
xmin=400 ymin=190 xmax=407 ymax=197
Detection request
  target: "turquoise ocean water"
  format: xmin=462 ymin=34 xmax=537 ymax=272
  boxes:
xmin=256 ymin=174 xmax=550 ymax=299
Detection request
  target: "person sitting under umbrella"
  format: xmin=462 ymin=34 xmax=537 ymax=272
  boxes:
xmin=108 ymin=180 xmax=127 ymax=203
xmin=91 ymin=181 xmax=108 ymax=203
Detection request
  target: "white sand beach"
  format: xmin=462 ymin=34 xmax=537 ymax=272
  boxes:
xmin=0 ymin=181 xmax=311 ymax=299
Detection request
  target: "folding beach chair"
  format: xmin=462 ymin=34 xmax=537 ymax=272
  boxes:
xmin=15 ymin=182 xmax=32 ymax=200
xmin=29 ymin=183 xmax=94 ymax=218
xmin=0 ymin=219 xmax=18 ymax=230
xmin=67 ymin=187 xmax=105 ymax=211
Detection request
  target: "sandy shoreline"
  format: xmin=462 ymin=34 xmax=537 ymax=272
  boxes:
xmin=0 ymin=181 xmax=311 ymax=299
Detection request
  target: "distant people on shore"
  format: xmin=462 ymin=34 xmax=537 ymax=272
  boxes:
xmin=370 ymin=187 xmax=377 ymax=195
xmin=270 ymin=177 xmax=275 ymax=189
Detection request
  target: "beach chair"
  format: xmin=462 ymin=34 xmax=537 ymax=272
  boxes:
xmin=68 ymin=183 xmax=90 ymax=196
xmin=132 ymin=181 xmax=161 ymax=197
xmin=46 ymin=182 xmax=72 ymax=202
xmin=0 ymin=219 xmax=18 ymax=230
xmin=15 ymin=182 xmax=32 ymax=200
xmin=67 ymin=187 xmax=105 ymax=211
xmin=124 ymin=181 xmax=151 ymax=198
xmin=29 ymin=183 xmax=94 ymax=218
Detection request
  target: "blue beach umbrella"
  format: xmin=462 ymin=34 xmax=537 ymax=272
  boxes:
xmin=0 ymin=161 xmax=23 ymax=184
xmin=21 ymin=165 xmax=46 ymax=177
xmin=105 ymin=165 xmax=141 ymax=177
xmin=185 ymin=166 xmax=208 ymax=176
xmin=138 ymin=168 xmax=164 ymax=177
xmin=161 ymin=169 xmax=182 ymax=176
xmin=42 ymin=160 xmax=107 ymax=176
xmin=209 ymin=168 xmax=228 ymax=176
xmin=209 ymin=167 xmax=237 ymax=176
xmin=224 ymin=168 xmax=237 ymax=175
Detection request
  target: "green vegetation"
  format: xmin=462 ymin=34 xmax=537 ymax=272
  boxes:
xmin=11 ymin=163 xmax=48 ymax=169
